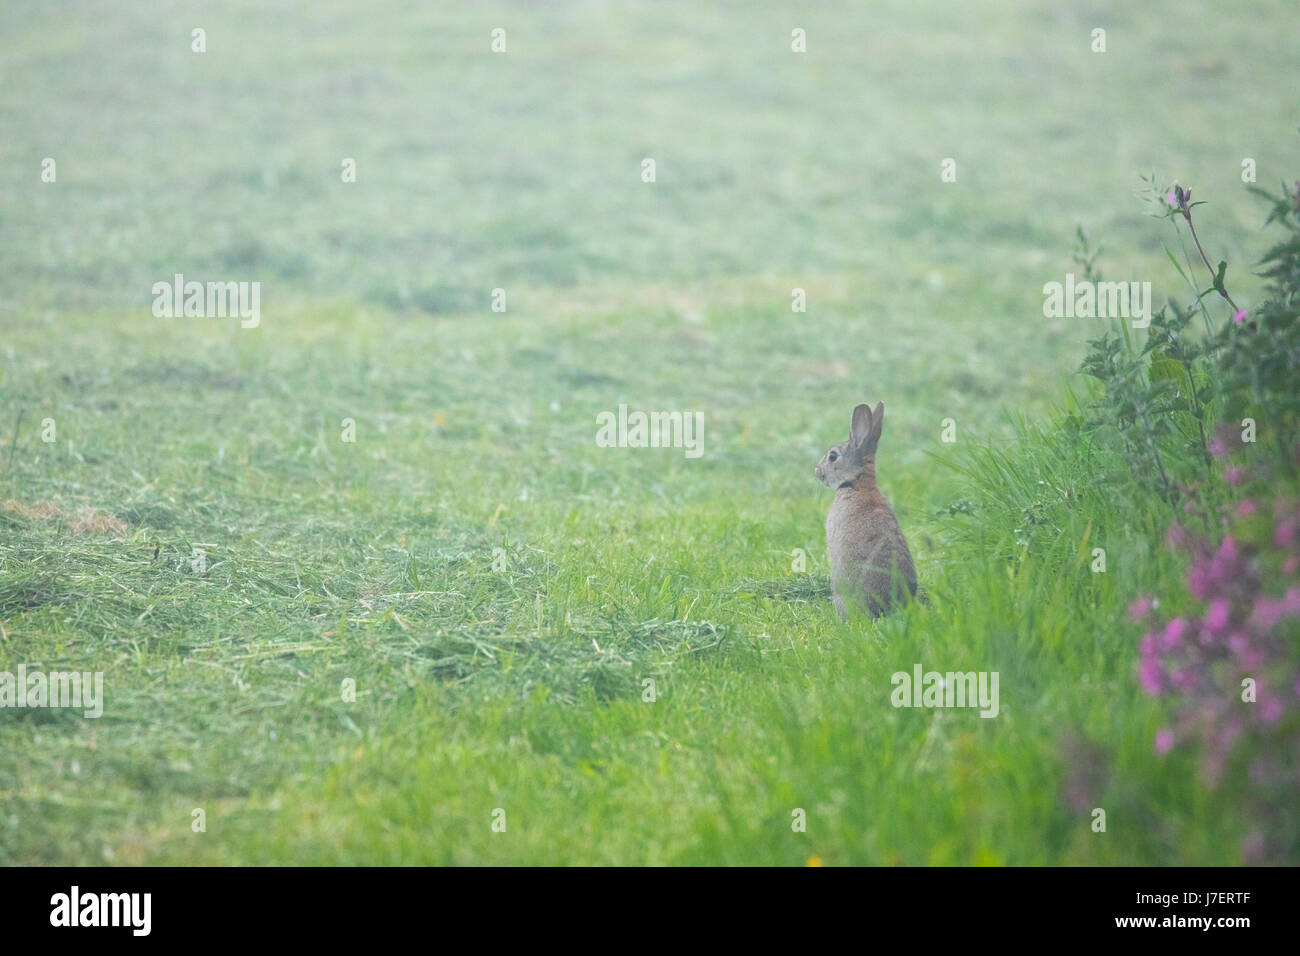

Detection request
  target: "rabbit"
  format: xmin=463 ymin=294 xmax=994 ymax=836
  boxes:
xmin=815 ymin=401 xmax=918 ymax=619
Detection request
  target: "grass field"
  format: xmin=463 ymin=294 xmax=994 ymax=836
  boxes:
xmin=1 ymin=1 xmax=1297 ymax=864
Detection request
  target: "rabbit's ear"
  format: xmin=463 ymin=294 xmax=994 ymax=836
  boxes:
xmin=869 ymin=402 xmax=885 ymax=444
xmin=850 ymin=403 xmax=873 ymax=448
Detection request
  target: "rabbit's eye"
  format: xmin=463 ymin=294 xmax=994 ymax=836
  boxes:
xmin=828 ymin=450 xmax=839 ymax=462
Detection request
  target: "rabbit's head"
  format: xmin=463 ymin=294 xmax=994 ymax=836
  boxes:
xmin=815 ymin=401 xmax=884 ymax=490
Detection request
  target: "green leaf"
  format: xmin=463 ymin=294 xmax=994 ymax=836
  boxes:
xmin=1212 ymin=260 xmax=1228 ymax=294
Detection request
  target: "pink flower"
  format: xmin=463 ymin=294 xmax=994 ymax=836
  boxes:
xmin=1128 ymin=596 xmax=1154 ymax=621
xmin=1276 ymin=518 xmax=1297 ymax=549
xmin=1224 ymin=467 xmax=1244 ymax=486
xmin=1155 ymin=728 xmax=1175 ymax=755
xmin=1161 ymin=617 xmax=1188 ymax=650
xmin=1139 ymin=657 xmax=1165 ymax=696
xmin=1228 ymin=633 xmax=1262 ymax=670
xmin=1252 ymin=597 xmax=1284 ymax=630
xmin=1204 ymin=598 xmax=1230 ymax=634
xmin=1235 ymin=499 xmax=1257 ymax=518
xmin=1233 ymin=309 xmax=1247 ymax=324
xmin=1188 ymin=563 xmax=1212 ymax=598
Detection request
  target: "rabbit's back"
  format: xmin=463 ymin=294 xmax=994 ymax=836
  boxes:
xmin=826 ymin=488 xmax=917 ymax=617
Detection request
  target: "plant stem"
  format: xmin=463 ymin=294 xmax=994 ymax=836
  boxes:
xmin=1184 ymin=210 xmax=1241 ymax=314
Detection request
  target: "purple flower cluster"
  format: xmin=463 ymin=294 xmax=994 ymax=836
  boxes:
xmin=1133 ymin=485 xmax=1300 ymax=861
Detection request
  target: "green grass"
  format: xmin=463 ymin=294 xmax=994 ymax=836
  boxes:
xmin=1 ymin=0 xmax=1297 ymax=864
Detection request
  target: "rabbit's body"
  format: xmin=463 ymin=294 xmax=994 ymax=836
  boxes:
xmin=815 ymin=401 xmax=917 ymax=619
